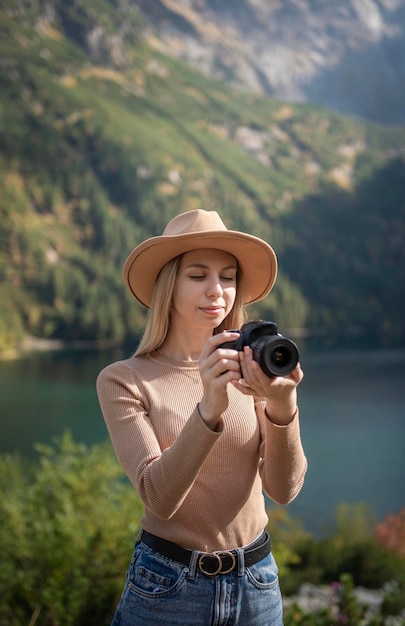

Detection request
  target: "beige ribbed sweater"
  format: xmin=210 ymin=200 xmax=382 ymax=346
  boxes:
xmin=96 ymin=352 xmax=307 ymax=552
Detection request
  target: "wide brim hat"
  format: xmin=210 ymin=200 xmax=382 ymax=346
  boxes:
xmin=123 ymin=210 xmax=277 ymax=307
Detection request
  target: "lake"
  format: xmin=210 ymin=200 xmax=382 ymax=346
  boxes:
xmin=0 ymin=343 xmax=404 ymax=536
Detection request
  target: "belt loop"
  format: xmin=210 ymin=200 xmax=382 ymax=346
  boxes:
xmin=187 ymin=549 xmax=199 ymax=580
xmin=236 ymin=547 xmax=245 ymax=576
xmin=135 ymin=529 xmax=143 ymax=546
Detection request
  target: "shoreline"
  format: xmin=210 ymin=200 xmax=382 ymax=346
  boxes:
xmin=2 ymin=328 xmax=403 ymax=362
xmin=0 ymin=335 xmax=126 ymax=362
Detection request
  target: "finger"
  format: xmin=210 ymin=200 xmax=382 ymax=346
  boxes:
xmin=200 ymin=348 xmax=241 ymax=383
xmin=284 ymin=362 xmax=304 ymax=384
xmin=200 ymin=331 xmax=241 ymax=359
xmin=239 ymin=347 xmax=264 ymax=384
xmin=211 ymin=330 xmax=240 ymax=348
xmin=231 ymin=379 xmax=255 ymax=395
xmin=211 ymin=355 xmax=241 ymax=378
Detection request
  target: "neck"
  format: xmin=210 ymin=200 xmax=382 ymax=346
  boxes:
xmin=160 ymin=328 xmax=212 ymax=362
xmin=158 ymin=348 xmax=199 ymax=363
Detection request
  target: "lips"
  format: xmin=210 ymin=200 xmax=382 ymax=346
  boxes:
xmin=200 ymin=306 xmax=223 ymax=314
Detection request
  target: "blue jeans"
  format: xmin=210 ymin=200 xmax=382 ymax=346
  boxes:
xmin=111 ymin=535 xmax=283 ymax=626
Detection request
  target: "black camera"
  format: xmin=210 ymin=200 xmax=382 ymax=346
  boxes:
xmin=218 ymin=321 xmax=299 ymax=377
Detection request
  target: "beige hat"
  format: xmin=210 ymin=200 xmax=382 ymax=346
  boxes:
xmin=123 ymin=210 xmax=277 ymax=307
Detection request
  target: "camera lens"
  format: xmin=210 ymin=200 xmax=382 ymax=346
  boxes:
xmin=271 ymin=346 xmax=292 ymax=368
xmin=253 ymin=336 xmax=299 ymax=377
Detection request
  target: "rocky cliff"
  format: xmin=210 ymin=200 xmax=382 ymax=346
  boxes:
xmin=135 ymin=0 xmax=405 ymax=124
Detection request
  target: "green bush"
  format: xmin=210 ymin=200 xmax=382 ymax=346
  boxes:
xmin=271 ymin=502 xmax=405 ymax=625
xmin=274 ymin=503 xmax=405 ymax=598
xmin=266 ymin=505 xmax=312 ymax=578
xmin=0 ymin=433 xmax=142 ymax=626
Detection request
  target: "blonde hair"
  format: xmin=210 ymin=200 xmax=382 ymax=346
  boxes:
xmin=135 ymin=254 xmax=246 ymax=357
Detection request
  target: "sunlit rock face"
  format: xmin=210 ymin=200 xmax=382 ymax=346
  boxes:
xmin=136 ymin=0 xmax=405 ymax=124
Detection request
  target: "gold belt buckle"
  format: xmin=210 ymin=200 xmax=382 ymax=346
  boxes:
xmin=198 ymin=550 xmax=236 ymax=576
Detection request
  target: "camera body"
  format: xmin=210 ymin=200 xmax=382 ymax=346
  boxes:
xmin=218 ymin=320 xmax=299 ymax=377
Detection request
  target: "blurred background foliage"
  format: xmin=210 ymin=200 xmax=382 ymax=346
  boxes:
xmin=0 ymin=434 xmax=142 ymax=626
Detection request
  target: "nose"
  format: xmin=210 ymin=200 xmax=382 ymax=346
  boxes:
xmin=207 ymin=275 xmax=223 ymax=298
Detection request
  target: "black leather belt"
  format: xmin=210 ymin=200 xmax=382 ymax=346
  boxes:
xmin=140 ymin=530 xmax=271 ymax=576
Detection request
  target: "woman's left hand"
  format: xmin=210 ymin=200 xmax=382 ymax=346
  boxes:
xmin=231 ymin=346 xmax=304 ymax=425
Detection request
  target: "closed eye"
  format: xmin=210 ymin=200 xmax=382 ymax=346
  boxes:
xmin=189 ymin=274 xmax=235 ymax=281
xmin=221 ymin=275 xmax=236 ymax=282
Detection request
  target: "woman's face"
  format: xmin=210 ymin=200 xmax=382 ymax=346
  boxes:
xmin=171 ymin=248 xmax=238 ymax=332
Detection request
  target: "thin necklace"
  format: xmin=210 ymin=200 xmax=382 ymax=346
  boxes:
xmin=156 ymin=350 xmax=201 ymax=384
xmin=181 ymin=371 xmax=201 ymax=384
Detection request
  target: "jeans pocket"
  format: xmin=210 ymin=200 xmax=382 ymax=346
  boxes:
xmin=127 ymin=544 xmax=188 ymax=599
xmin=245 ymin=552 xmax=280 ymax=590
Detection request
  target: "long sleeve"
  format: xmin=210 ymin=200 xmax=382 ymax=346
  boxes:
xmin=97 ymin=360 xmax=222 ymax=520
xmin=256 ymin=400 xmax=307 ymax=505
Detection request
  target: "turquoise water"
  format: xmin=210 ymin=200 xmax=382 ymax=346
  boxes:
xmin=287 ymin=348 xmax=405 ymax=533
xmin=0 ymin=344 xmax=404 ymax=534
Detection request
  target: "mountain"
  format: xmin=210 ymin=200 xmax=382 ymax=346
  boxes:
xmin=135 ymin=0 xmax=405 ymax=125
xmin=0 ymin=0 xmax=404 ymax=354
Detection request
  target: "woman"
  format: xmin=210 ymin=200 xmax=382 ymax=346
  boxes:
xmin=97 ymin=209 xmax=307 ymax=626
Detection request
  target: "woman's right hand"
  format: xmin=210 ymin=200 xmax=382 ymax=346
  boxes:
xmin=197 ymin=331 xmax=241 ymax=429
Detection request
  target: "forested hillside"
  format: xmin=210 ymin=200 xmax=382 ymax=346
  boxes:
xmin=1 ymin=0 xmax=405 ymax=354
